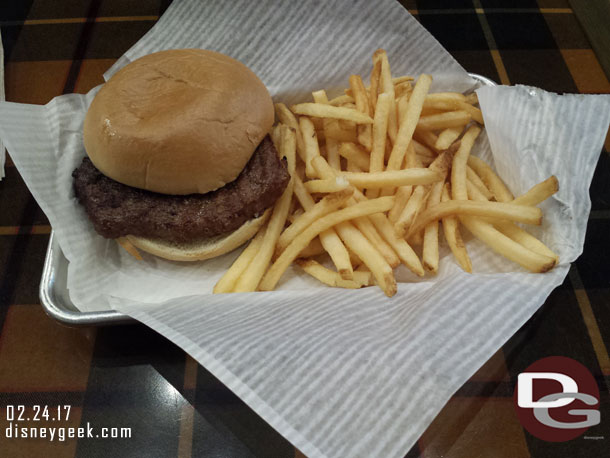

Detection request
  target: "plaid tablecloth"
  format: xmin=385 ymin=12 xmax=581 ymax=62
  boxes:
xmin=0 ymin=1 xmax=609 ymax=457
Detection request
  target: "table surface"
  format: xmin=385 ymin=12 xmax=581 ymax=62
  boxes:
xmin=1 ymin=1 xmax=609 ymax=457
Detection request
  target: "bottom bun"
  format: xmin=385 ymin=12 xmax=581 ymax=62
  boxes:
xmin=125 ymin=210 xmax=271 ymax=262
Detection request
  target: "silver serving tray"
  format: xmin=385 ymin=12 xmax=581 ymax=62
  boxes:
xmin=40 ymin=232 xmax=134 ymax=325
xmin=39 ymin=73 xmax=496 ymax=326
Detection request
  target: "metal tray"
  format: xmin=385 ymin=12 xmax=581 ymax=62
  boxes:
xmin=39 ymin=73 xmax=496 ymax=326
xmin=40 ymin=232 xmax=134 ymax=326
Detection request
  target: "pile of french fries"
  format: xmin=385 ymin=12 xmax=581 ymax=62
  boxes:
xmin=214 ymin=49 xmax=559 ymax=297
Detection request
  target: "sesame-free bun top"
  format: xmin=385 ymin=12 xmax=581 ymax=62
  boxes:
xmin=83 ymin=49 xmax=274 ymax=195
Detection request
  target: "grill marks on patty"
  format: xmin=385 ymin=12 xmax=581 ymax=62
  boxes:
xmin=72 ymin=136 xmax=289 ymax=244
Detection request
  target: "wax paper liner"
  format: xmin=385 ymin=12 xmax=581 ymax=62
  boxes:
xmin=0 ymin=1 xmax=609 ymax=456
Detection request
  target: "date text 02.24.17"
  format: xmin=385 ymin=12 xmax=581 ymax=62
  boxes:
xmin=6 ymin=405 xmax=71 ymax=422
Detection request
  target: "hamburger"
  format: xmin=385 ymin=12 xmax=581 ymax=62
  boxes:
xmin=72 ymin=49 xmax=290 ymax=261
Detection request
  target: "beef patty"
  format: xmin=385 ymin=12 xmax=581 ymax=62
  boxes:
xmin=73 ymin=136 xmax=289 ymax=244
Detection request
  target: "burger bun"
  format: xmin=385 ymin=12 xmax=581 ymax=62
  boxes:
xmin=83 ymin=49 xmax=274 ymax=195
xmin=125 ymin=210 xmax=270 ymax=262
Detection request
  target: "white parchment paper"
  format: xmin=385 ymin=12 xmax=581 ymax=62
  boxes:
xmin=0 ymin=1 xmax=609 ymax=456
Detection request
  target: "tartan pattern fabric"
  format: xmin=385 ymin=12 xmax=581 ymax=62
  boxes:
xmin=0 ymin=0 xmax=608 ymax=456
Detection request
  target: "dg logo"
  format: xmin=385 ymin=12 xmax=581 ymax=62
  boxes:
xmin=513 ymin=356 xmax=601 ymax=442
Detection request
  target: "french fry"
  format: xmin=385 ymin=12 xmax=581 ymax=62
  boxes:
xmin=231 ymin=133 xmax=297 ymax=291
xmin=368 ymin=212 xmax=425 ymax=276
xmin=117 ymin=237 xmax=143 ymax=261
xmin=233 ymin=183 xmax=295 ymax=292
xmin=451 ymin=127 xmax=555 ymax=272
xmin=288 ymin=206 xmax=303 ymax=224
xmin=318 ymin=146 xmax=400 ymax=268
xmin=329 ymin=94 xmax=355 ymax=106
xmin=459 ymin=102 xmax=483 ymax=124
xmin=405 ymin=141 xmax=420 ymax=168
xmin=345 ymin=159 xmax=358 ymax=173
xmin=349 ymin=75 xmax=373 ymax=151
xmin=425 ymin=92 xmax=466 ymax=104
xmin=325 ymin=122 xmax=359 ymax=143
xmin=355 ymin=262 xmax=371 ymax=273
xmin=304 ymin=177 xmax=351 ymax=194
xmin=423 ymin=96 xmax=484 ymax=124
xmin=396 ymin=92 xmax=409 ymax=126
xmin=293 ymin=175 xmax=353 ymax=279
xmin=277 ymin=188 xmax=354 ymax=254
xmin=384 ymin=138 xmax=393 ymax=163
xmin=358 ymin=128 xmax=372 ymax=152
xmin=495 ymin=222 xmax=559 ymax=262
xmin=394 ymin=151 xmax=452 ymax=236
xmin=354 ymin=162 xmax=424 ymax=274
xmin=412 ymin=138 xmax=438 ymax=158
xmin=280 ymin=125 xmax=297 ymax=176
xmin=353 ymin=216 xmax=400 ymax=268
xmin=381 ymin=76 xmax=433 ymax=199
xmin=464 ymin=92 xmax=478 ymax=105
xmin=349 ymin=75 xmax=413 ymax=98
xmin=441 ymin=185 xmax=472 ymax=273
xmin=428 ymin=150 xmax=453 ymax=178
xmin=467 ymin=165 xmax=494 ymax=200
xmin=393 ymin=75 xmax=414 ymax=85
xmin=292 ymin=174 xmax=314 ymax=208
xmin=369 ymin=58 xmax=382 ymax=113
xmin=314 ymin=156 xmax=424 ymax=276
xmin=299 ymin=117 xmax=321 ymax=178
xmin=298 ymin=237 xmax=325 ymax=258
xmin=468 ymin=177 xmax=559 ymax=263
xmin=312 ymin=90 xmax=341 ymax=170
xmin=385 ymin=74 xmax=433 ymax=174
xmin=388 ymin=186 xmax=413 ymax=222
xmin=271 ymin=124 xmax=282 ymax=150
xmin=467 ymin=178 xmax=490 ymax=202
xmin=338 ymin=142 xmax=370 ymax=171
xmin=348 ymin=248 xmax=362 ymax=268
xmin=404 ymin=143 xmax=431 ymax=177
xmin=395 ymin=81 xmax=413 ymax=99
xmin=417 ymin=110 xmax=472 ymax=130
xmin=336 ymin=222 xmax=397 ymax=296
xmin=296 ymin=259 xmax=372 ymax=289
xmin=408 ymin=229 xmax=424 ymax=246
xmin=466 ymin=155 xmax=514 ymax=202
xmin=460 ymin=217 xmax=556 ymax=272
xmin=341 ymin=168 xmax=441 ymax=189
xmin=422 ymin=181 xmax=444 ymax=273
xmin=451 ymin=126 xmax=482 ymax=200
xmin=374 ymin=49 xmax=398 ymax=143
xmin=339 ymin=119 xmax=357 ymax=132
xmin=414 ymin=129 xmax=440 ymax=151
xmin=213 ymin=226 xmax=267 ymax=293
xmin=435 ymin=126 xmax=463 ymax=150
xmin=512 ymin=176 xmax=559 ymax=206
xmin=420 ymin=107 xmax=446 ymax=117
xmin=311 ymin=89 xmax=326 ymax=101
xmin=367 ymin=92 xmax=391 ymax=198
xmin=407 ymin=200 xmax=543 ymax=238
xmin=217 ymin=50 xmax=559 ymax=295
xmin=275 ymin=103 xmax=308 ymax=164
xmin=286 ymin=206 xmax=305 ymax=224
xmin=258 ymin=196 xmax=396 ymax=294
xmin=291 ymin=103 xmax=374 ymax=124
xmin=394 ymin=185 xmax=428 ymax=237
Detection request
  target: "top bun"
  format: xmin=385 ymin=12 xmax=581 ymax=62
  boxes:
xmin=83 ymin=49 xmax=274 ymax=195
